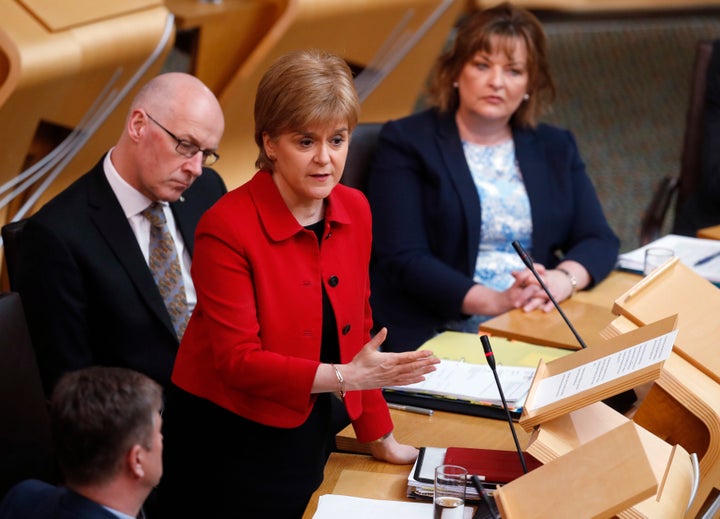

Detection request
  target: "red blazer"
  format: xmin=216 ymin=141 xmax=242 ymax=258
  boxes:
xmin=172 ymin=171 xmax=392 ymax=442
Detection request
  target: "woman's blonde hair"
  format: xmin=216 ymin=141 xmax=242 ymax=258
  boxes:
xmin=428 ymin=2 xmax=556 ymax=128
xmin=254 ymin=49 xmax=360 ymax=170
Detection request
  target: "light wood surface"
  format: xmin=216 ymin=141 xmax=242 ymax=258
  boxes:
xmin=308 ymin=269 xmax=701 ymax=518
xmin=0 ymin=0 xmax=173 ymax=234
xmin=698 ymin=224 xmax=720 ymax=240
xmin=479 ymin=0 xmax=720 ymax=11
xmin=307 ymin=407 xmax=531 ymax=518
xmin=609 ymin=260 xmax=720 ymax=517
xmin=497 ymin=420 xmax=658 ymax=519
xmin=525 ymin=402 xmax=693 ymax=519
xmin=480 ymin=270 xmax=641 ymax=349
xmin=336 ymin=408 xmax=532 ymax=456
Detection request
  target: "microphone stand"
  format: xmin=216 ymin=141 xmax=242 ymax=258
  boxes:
xmin=510 ymin=240 xmax=637 ymax=412
xmin=480 ymin=334 xmax=528 ymax=474
xmin=511 ymin=240 xmax=587 ymax=349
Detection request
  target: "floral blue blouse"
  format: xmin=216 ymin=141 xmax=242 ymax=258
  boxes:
xmin=463 ymin=139 xmax=532 ymax=291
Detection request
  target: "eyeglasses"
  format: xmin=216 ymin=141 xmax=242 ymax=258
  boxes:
xmin=145 ymin=112 xmax=220 ymax=166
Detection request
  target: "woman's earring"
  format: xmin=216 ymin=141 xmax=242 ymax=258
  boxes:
xmin=523 ymin=93 xmax=530 ymax=101
xmin=453 ymin=82 xmax=459 ymax=88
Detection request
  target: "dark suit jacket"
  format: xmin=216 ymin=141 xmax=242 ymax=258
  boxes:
xmin=675 ymin=39 xmax=720 ymax=235
xmin=15 ymin=156 xmax=226 ymax=395
xmin=367 ymin=109 xmax=619 ymax=351
xmin=0 ymin=480 xmax=118 ymax=519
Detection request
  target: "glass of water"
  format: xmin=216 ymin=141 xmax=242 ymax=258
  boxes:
xmin=434 ymin=464 xmax=466 ymax=519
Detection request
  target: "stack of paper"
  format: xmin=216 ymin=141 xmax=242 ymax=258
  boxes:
xmin=406 ymin=446 xmax=543 ymax=502
xmin=312 ymin=494 xmax=474 ymax=518
xmin=617 ymin=234 xmax=720 ymax=283
xmin=407 ymin=447 xmax=483 ymax=501
xmin=385 ymin=359 xmax=535 ymax=410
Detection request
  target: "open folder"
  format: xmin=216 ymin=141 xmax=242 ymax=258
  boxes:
xmin=383 ymin=332 xmax=570 ymax=420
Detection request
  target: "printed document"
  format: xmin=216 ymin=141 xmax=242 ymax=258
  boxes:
xmin=527 ymin=329 xmax=677 ymax=410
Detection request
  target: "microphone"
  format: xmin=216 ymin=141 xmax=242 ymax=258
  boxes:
xmin=511 ymin=240 xmax=637 ymax=412
xmin=511 ymin=240 xmax=587 ymax=349
xmin=471 ymin=474 xmax=500 ymax=519
xmin=480 ymin=334 xmax=528 ymax=475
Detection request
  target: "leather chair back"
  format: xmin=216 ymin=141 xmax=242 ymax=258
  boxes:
xmin=0 ymin=292 xmax=58 ymax=500
xmin=341 ymin=122 xmax=383 ymax=193
xmin=639 ymin=40 xmax=714 ymax=244
xmin=1 ymin=219 xmax=27 ymax=291
xmin=675 ymin=39 xmax=714 ymax=222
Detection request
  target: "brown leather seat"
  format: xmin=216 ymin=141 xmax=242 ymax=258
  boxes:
xmin=639 ymin=40 xmax=714 ymax=244
xmin=0 ymin=292 xmax=58 ymax=500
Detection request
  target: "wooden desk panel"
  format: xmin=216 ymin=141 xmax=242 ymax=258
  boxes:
xmin=337 ymin=408 xmax=531 ymax=455
xmin=479 ymin=270 xmax=641 ymax=349
xmin=315 ymin=407 xmax=524 ymax=519
xmin=478 ymin=0 xmax=720 ymax=11
xmin=698 ymin=224 xmax=720 ymax=240
xmin=302 ymin=453 xmax=420 ymax=519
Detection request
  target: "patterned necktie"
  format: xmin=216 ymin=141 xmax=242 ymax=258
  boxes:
xmin=142 ymin=203 xmax=189 ymax=341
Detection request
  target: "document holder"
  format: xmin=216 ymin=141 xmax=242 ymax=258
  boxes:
xmin=518 ymin=314 xmax=677 ymax=431
xmin=524 ymin=402 xmax=694 ymax=519
xmin=608 ymin=258 xmax=720 ymax=517
xmin=494 ymin=421 xmax=658 ymax=519
xmin=611 ymin=257 xmax=720 ymax=384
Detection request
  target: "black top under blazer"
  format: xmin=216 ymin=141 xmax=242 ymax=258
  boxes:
xmin=367 ymin=109 xmax=620 ymax=352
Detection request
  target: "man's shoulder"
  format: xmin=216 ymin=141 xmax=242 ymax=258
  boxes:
xmin=0 ymin=479 xmax=63 ymax=518
xmin=29 ymin=168 xmax=100 ymax=225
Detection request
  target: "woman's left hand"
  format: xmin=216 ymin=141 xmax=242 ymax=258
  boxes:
xmin=368 ymin=432 xmax=419 ymax=465
xmin=512 ymin=260 xmax=589 ymax=312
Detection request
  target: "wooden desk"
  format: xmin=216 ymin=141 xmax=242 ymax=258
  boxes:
xmin=478 ymin=0 xmax=720 ymax=11
xmin=307 ymin=408 xmax=530 ymax=518
xmin=337 ymin=408 xmax=531 ymax=456
xmin=479 ymin=270 xmax=641 ymax=350
xmin=698 ymin=224 xmax=720 ymax=240
xmin=306 ymin=271 xmax=694 ymax=518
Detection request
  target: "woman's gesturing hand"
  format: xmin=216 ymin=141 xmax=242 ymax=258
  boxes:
xmin=343 ymin=327 xmax=440 ymax=391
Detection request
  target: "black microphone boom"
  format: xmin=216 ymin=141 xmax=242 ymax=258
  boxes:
xmin=511 ymin=240 xmax=587 ymax=349
xmin=510 ymin=240 xmax=637 ymax=413
xmin=480 ymin=334 xmax=528 ymax=474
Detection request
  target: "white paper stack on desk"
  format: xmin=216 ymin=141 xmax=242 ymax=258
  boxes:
xmin=385 ymin=359 xmax=535 ymax=411
xmin=617 ymin=234 xmax=720 ymax=283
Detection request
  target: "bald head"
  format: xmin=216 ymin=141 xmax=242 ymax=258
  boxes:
xmin=130 ymin=72 xmax=224 ymax=133
xmin=112 ymin=72 xmax=225 ymax=202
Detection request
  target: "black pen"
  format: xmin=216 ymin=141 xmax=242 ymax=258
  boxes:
xmin=694 ymin=250 xmax=720 ymax=267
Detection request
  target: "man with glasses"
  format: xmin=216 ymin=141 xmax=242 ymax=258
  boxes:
xmin=15 ymin=72 xmax=227 ymax=396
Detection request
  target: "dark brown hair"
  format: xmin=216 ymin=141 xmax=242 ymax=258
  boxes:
xmin=51 ymin=366 xmax=163 ymax=486
xmin=428 ymin=2 xmax=556 ymax=127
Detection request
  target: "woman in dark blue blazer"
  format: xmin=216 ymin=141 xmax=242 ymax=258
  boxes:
xmin=367 ymin=2 xmax=619 ymax=352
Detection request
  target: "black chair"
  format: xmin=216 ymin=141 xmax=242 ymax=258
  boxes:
xmin=341 ymin=122 xmax=383 ymax=193
xmin=1 ymin=219 xmax=28 ymax=291
xmin=639 ymin=40 xmax=714 ymax=244
xmin=0 ymin=291 xmax=58 ymax=501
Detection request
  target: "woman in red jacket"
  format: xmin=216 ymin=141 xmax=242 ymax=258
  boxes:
xmin=156 ymin=49 xmax=439 ymax=518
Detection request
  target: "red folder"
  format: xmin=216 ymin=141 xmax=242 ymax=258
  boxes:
xmin=444 ymin=447 xmax=543 ymax=484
